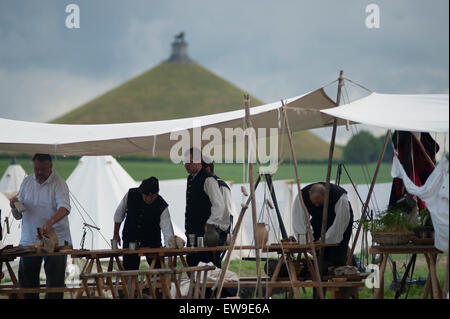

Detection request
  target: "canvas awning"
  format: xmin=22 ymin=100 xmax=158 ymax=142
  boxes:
xmin=320 ymin=93 xmax=449 ymax=133
xmin=0 ymin=87 xmax=343 ymax=156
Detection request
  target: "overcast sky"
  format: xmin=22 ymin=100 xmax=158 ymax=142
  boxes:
xmin=0 ymin=0 xmax=448 ymax=145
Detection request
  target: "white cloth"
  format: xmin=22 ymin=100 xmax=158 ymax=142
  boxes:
xmin=17 ymin=171 xmax=72 ymax=246
xmin=391 ymin=156 xmax=449 ymax=252
xmin=114 ymin=192 xmax=174 ymax=247
xmin=192 ymin=174 xmax=227 ymax=231
xmin=292 ymin=193 xmax=351 ymax=244
xmin=217 ymin=179 xmax=236 ymax=231
xmin=321 ymin=93 xmax=449 ymax=133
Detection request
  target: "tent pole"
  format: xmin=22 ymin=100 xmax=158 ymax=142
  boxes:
xmin=281 ymin=100 xmax=325 ymax=299
xmin=347 ymin=129 xmax=391 ymax=265
xmin=214 ymin=176 xmax=262 ymax=298
xmin=243 ymin=94 xmax=263 ymax=298
xmin=444 ymin=253 xmax=449 ymax=298
xmin=319 ymin=70 xmax=344 ymax=277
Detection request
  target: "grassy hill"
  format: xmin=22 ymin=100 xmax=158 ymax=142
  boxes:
xmin=51 ymin=60 xmax=341 ymax=160
xmin=52 ymin=62 xmax=264 ymax=124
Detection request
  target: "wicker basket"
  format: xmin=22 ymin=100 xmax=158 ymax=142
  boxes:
xmin=371 ymin=231 xmax=414 ymax=245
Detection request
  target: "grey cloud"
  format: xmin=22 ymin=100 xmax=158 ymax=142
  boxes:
xmin=0 ymin=0 xmax=448 ymax=145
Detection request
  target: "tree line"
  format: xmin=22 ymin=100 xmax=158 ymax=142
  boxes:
xmin=342 ymin=130 xmax=394 ymax=164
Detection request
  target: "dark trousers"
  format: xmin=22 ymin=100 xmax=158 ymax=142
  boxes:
xmin=18 ymin=255 xmax=67 ymax=299
xmin=122 ymin=242 xmax=161 ymax=270
xmin=186 ymin=229 xmax=228 ymax=268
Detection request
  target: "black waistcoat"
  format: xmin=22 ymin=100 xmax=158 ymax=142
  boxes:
xmin=214 ymin=176 xmax=230 ymax=191
xmin=122 ymin=188 xmax=168 ymax=248
xmin=302 ymin=183 xmax=354 ymax=265
xmin=185 ymin=168 xmax=213 ymax=236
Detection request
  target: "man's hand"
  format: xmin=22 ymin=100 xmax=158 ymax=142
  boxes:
xmin=9 ymin=196 xmax=18 ymax=209
xmin=113 ymin=233 xmax=121 ymax=247
xmin=42 ymin=219 xmax=54 ymax=235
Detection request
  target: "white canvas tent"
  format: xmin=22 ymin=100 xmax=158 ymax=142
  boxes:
xmin=67 ymin=156 xmax=138 ymax=249
xmin=0 ymin=192 xmax=22 ymax=247
xmin=0 ymin=159 xmax=27 ymax=199
xmin=321 ymin=92 xmax=449 ymax=253
xmin=320 ymin=93 xmax=449 ymax=133
xmin=0 ymin=88 xmax=342 ymax=156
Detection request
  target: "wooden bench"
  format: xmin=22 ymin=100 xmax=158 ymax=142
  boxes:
xmin=205 ymin=273 xmax=368 ymax=298
xmin=79 ymin=266 xmax=216 ymax=299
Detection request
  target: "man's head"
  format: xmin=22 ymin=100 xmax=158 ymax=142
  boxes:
xmin=32 ymin=154 xmax=52 ymax=184
xmin=184 ymin=147 xmax=204 ymax=175
xmin=308 ymin=183 xmax=326 ymax=207
xmin=138 ymin=176 xmax=159 ymax=204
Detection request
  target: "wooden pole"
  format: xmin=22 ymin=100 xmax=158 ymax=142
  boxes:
xmin=347 ymin=130 xmax=391 ymax=265
xmin=214 ymin=177 xmax=261 ymax=298
xmin=281 ymin=101 xmax=325 ymax=299
xmin=319 ymin=70 xmax=344 ymax=274
xmin=243 ymin=94 xmax=263 ymax=299
xmin=444 ymin=253 xmax=449 ymax=299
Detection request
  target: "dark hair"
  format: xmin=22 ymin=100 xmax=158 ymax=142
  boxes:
xmin=185 ymin=147 xmax=206 ymax=165
xmin=32 ymin=154 xmax=52 ymax=163
xmin=138 ymin=176 xmax=159 ymax=195
xmin=202 ymin=161 xmax=214 ymax=174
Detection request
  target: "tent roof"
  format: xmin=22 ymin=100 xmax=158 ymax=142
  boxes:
xmin=320 ymin=93 xmax=449 ymax=133
xmin=67 ymin=156 xmax=139 ymax=249
xmin=0 ymin=88 xmax=340 ymax=156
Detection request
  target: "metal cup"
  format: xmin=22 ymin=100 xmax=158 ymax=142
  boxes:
xmin=197 ymin=237 xmax=204 ymax=248
xmin=297 ymin=233 xmax=307 ymax=245
xmin=111 ymin=239 xmax=118 ymax=250
xmin=129 ymin=242 xmax=136 ymax=250
xmin=188 ymin=234 xmax=196 ymax=247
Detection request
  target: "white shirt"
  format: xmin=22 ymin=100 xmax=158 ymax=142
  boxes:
xmin=192 ymin=174 xmax=227 ymax=231
xmin=17 ymin=171 xmax=72 ymax=246
xmin=114 ymin=193 xmax=174 ymax=247
xmin=216 ymin=179 xmax=237 ymax=231
xmin=391 ymin=156 xmax=449 ymax=252
xmin=292 ymin=193 xmax=351 ymax=244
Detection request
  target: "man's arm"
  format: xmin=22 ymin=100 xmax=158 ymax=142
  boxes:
xmin=42 ymin=207 xmax=69 ymax=233
xmin=203 ymin=177 xmax=226 ymax=230
xmin=113 ymin=192 xmax=128 ymax=246
xmin=324 ymin=194 xmax=351 ymax=244
xmin=292 ymin=194 xmax=309 ymax=237
xmin=43 ymin=178 xmax=71 ymax=233
xmin=159 ymin=207 xmax=175 ymax=247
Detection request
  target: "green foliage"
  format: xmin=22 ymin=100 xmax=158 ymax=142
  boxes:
xmin=366 ymin=206 xmax=415 ymax=233
xmin=378 ymin=134 xmax=394 ymax=163
xmin=418 ymin=208 xmax=432 ymax=227
xmin=343 ymin=131 xmax=380 ymax=164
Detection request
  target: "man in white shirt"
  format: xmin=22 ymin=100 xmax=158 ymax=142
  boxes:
xmin=113 ymin=176 xmax=174 ymax=270
xmin=184 ymin=148 xmax=227 ymax=268
xmin=10 ymin=154 xmax=71 ymax=299
xmin=202 ymin=157 xmax=237 ymax=263
xmin=292 ymin=182 xmax=354 ymax=270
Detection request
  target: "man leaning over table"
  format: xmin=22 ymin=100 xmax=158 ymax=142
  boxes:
xmin=113 ymin=176 xmax=174 ymax=270
xmin=10 ymin=153 xmax=72 ymax=299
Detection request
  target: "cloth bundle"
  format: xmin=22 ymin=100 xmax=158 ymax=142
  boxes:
xmin=333 ymin=265 xmax=360 ymax=276
xmin=36 ymin=227 xmax=59 ymax=253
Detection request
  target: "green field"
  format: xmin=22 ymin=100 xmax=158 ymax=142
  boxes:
xmin=0 ymin=157 xmax=392 ymax=184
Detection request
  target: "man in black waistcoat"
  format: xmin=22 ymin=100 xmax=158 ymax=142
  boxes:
xmin=184 ymin=148 xmax=227 ymax=268
xmin=113 ymin=177 xmax=174 ymax=270
xmin=292 ymin=182 xmax=354 ymax=271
